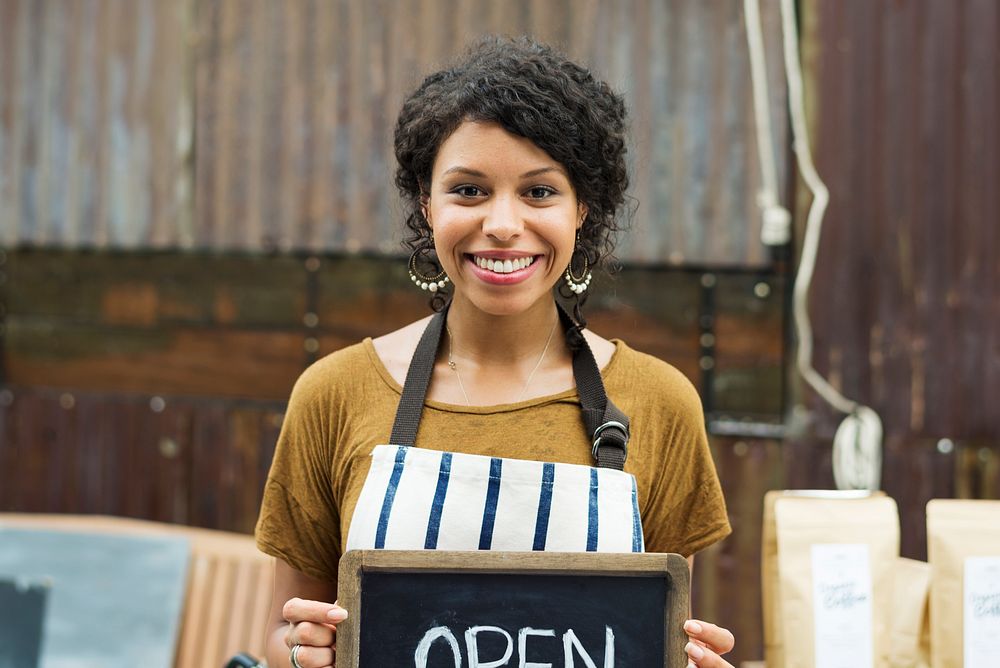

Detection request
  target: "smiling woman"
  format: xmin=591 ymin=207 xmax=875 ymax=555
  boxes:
xmin=255 ymin=36 xmax=735 ymax=668
xmin=425 ymin=122 xmax=583 ymax=320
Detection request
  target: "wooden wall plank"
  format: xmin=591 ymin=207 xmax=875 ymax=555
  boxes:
xmin=6 ymin=324 xmax=308 ymax=399
xmin=0 ymin=391 xmax=15 ymax=510
xmin=0 ymin=389 xmax=281 ymax=531
xmin=5 ymin=250 xmax=785 ymax=411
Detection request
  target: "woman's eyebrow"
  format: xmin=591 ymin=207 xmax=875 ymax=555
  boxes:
xmin=520 ymin=166 xmax=566 ymax=178
xmin=441 ymin=166 xmax=488 ymax=178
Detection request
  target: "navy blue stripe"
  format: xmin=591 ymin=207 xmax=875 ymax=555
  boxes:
xmin=586 ymin=468 xmax=600 ymax=551
xmin=478 ymin=458 xmax=503 ymax=550
xmin=374 ymin=446 xmax=408 ymax=549
xmin=532 ymin=463 xmax=556 ymax=551
xmin=631 ymin=476 xmax=643 ymax=552
xmin=424 ymin=452 xmax=453 ymax=549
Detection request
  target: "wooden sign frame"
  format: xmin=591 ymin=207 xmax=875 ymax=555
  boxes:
xmin=336 ymin=550 xmax=690 ymax=667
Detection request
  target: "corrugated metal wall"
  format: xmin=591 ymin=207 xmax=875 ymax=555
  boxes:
xmin=0 ymin=0 xmax=788 ymax=265
xmin=0 ymin=0 xmax=192 ymax=248
xmin=803 ymin=0 xmax=1000 ymax=443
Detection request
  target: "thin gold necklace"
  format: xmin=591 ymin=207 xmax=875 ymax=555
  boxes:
xmin=446 ymin=318 xmax=559 ymax=406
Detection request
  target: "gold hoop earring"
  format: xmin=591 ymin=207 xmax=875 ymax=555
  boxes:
xmin=408 ymin=236 xmax=450 ymax=293
xmin=564 ymin=234 xmax=592 ymax=295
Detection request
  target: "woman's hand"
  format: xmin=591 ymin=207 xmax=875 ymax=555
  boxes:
xmin=683 ymin=619 xmax=735 ymax=668
xmin=281 ymin=597 xmax=348 ymax=668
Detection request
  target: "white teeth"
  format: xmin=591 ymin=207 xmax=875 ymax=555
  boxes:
xmin=473 ymin=255 xmax=535 ymax=274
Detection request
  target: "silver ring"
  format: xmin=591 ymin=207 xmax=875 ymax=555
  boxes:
xmin=290 ymin=643 xmax=305 ymax=668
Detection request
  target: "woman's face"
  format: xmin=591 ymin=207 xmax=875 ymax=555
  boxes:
xmin=425 ymin=121 xmax=585 ymax=317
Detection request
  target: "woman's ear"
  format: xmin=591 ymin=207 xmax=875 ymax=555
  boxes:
xmin=419 ymin=194 xmax=431 ymax=228
xmin=577 ymin=203 xmax=589 ymax=229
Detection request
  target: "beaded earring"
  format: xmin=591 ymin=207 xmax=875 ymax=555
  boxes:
xmin=564 ymin=232 xmax=592 ymax=294
xmin=408 ymin=235 xmax=450 ymax=293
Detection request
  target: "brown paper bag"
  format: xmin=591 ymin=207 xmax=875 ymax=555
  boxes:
xmin=770 ymin=493 xmax=899 ymax=668
xmin=890 ymin=557 xmax=931 ymax=668
xmin=762 ymin=490 xmax=890 ymax=668
xmin=926 ymin=499 xmax=1000 ymax=668
xmin=762 ymin=490 xmax=784 ymax=668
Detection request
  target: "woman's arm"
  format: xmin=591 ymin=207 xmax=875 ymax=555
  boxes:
xmin=265 ymin=559 xmax=345 ymax=668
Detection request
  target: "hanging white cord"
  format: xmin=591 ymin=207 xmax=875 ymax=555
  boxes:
xmin=745 ymin=0 xmax=883 ymax=490
xmin=744 ymin=0 xmax=792 ymax=246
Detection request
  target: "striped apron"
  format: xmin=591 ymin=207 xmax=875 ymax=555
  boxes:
xmin=345 ymin=303 xmax=642 ymax=554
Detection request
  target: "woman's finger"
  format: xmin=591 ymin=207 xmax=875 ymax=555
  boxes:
xmin=282 ymin=597 xmax=349 ymax=626
xmin=683 ymin=619 xmax=735 ymax=655
xmin=287 ymin=620 xmax=336 ymax=647
xmin=291 ymin=643 xmax=335 ymax=668
xmin=685 ymin=641 xmax=734 ymax=668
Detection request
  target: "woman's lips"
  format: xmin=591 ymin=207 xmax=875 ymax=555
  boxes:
xmin=465 ymin=253 xmax=542 ymax=285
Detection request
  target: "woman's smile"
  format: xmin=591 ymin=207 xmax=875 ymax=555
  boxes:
xmin=466 ymin=252 xmax=542 ymax=285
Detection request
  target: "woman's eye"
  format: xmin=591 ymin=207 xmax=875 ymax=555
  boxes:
xmin=527 ymin=186 xmax=555 ymax=199
xmin=453 ymin=185 xmax=484 ymax=198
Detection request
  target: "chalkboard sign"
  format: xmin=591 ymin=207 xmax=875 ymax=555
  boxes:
xmin=336 ymin=550 xmax=690 ymax=668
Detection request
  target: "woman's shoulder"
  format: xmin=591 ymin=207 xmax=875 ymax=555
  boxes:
xmin=290 ymin=336 xmax=397 ymax=403
xmin=371 ymin=315 xmax=435 ymax=387
xmin=606 ymin=341 xmax=702 ymax=411
xmin=293 ymin=314 xmax=433 ymax=391
xmin=289 ymin=344 xmax=358 ymax=400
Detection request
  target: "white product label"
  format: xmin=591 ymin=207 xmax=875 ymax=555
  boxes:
xmin=964 ymin=557 xmax=1000 ymax=668
xmin=811 ymin=544 xmax=874 ymax=668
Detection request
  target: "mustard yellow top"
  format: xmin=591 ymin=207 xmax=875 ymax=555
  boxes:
xmin=255 ymin=338 xmax=731 ymax=582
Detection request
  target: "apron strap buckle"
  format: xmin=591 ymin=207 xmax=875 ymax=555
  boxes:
xmin=591 ymin=420 xmax=629 ymax=468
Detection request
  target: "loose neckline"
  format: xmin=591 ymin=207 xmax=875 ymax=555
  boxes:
xmin=362 ymin=336 xmax=626 ymax=415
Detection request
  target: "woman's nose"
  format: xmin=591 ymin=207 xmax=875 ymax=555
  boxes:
xmin=481 ymin=196 xmax=523 ymax=241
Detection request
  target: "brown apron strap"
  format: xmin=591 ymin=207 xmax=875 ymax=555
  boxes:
xmin=387 ymin=302 xmax=450 ymax=449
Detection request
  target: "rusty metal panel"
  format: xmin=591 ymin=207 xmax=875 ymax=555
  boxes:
xmin=0 ymin=387 xmax=284 ymax=532
xmin=2 ymin=0 xmax=786 ymax=264
xmin=3 ymin=250 xmax=311 ymax=400
xmin=801 ymin=0 xmax=1000 ymax=443
xmin=3 ymin=249 xmax=784 ymax=413
xmin=0 ymin=0 xmax=192 ymax=249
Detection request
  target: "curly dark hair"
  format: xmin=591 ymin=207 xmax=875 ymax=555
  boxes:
xmin=394 ymin=35 xmax=631 ymax=322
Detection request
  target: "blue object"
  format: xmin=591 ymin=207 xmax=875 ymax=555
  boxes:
xmin=0 ymin=577 xmax=49 ymax=668
xmin=0 ymin=527 xmax=189 ymax=668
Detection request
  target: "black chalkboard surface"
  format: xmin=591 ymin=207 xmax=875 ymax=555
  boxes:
xmin=336 ymin=550 xmax=690 ymax=668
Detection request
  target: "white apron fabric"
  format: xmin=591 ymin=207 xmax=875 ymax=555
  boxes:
xmin=346 ymin=444 xmax=644 ymax=553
